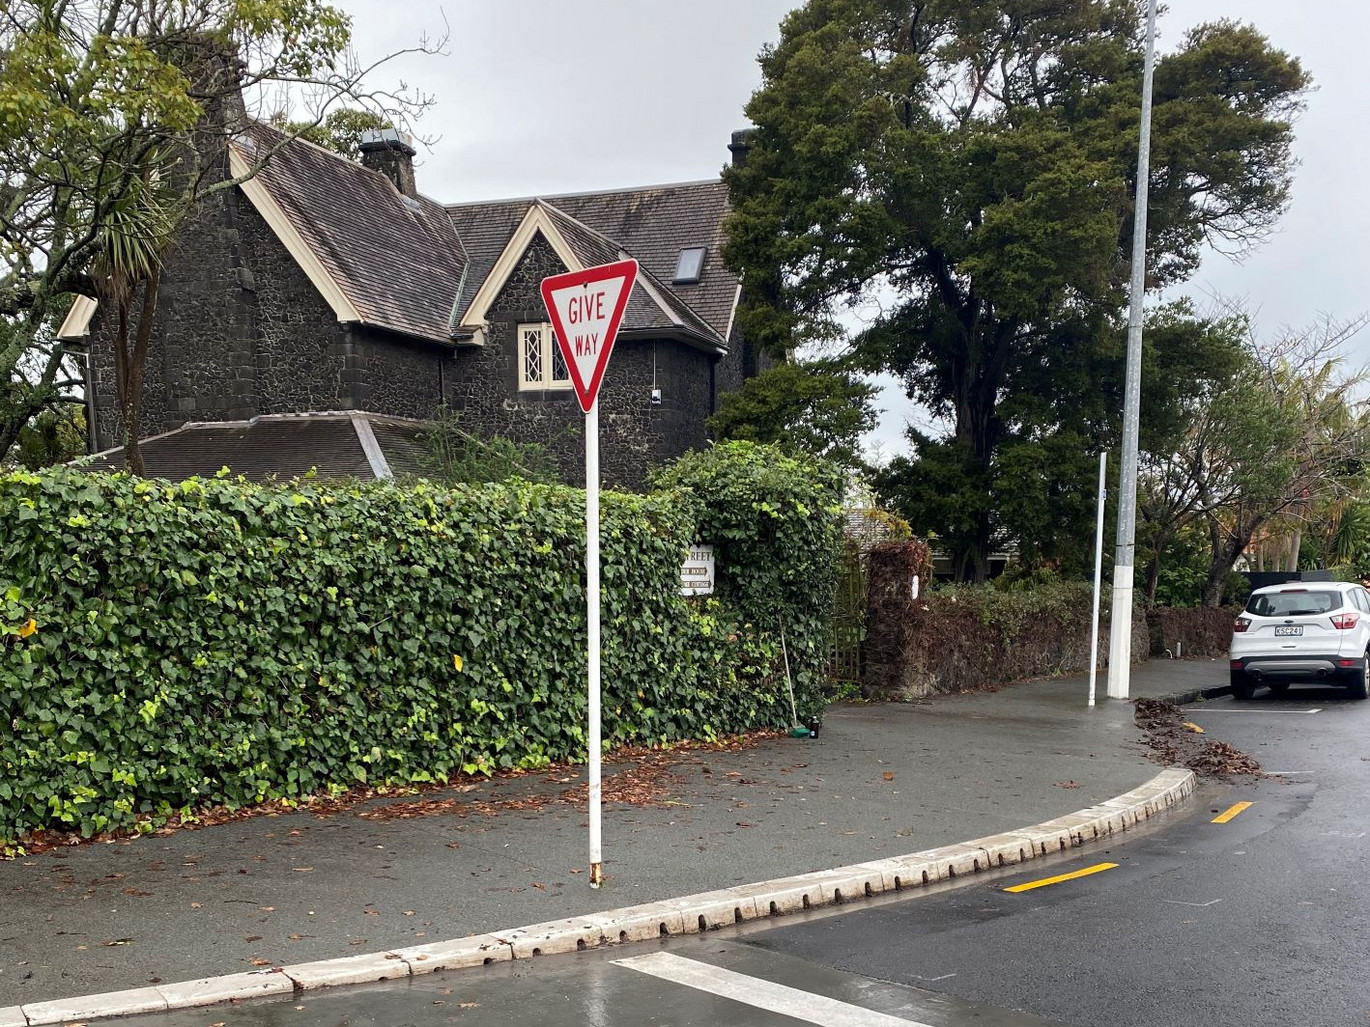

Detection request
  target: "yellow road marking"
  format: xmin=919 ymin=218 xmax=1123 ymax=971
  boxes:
xmin=1211 ymin=801 xmax=1252 ymax=824
xmin=1004 ymin=862 xmax=1119 ymax=893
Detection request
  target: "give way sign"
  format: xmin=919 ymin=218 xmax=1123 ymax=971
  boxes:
xmin=540 ymin=258 xmax=639 ymax=413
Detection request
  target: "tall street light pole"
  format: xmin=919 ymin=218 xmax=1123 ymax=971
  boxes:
xmin=1107 ymin=0 xmax=1158 ymax=701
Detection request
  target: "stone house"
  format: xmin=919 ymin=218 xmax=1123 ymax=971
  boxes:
xmin=59 ymin=125 xmax=764 ymax=489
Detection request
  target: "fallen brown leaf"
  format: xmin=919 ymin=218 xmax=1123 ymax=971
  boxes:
xmin=189 ymin=902 xmax=202 ymax=909
xmin=249 ymin=958 xmax=271 ymax=966
xmin=881 ymin=771 xmax=894 ymax=781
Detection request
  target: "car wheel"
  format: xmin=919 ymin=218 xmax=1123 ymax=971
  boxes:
xmin=1231 ymin=674 xmax=1255 ymax=701
xmin=1349 ymin=655 xmax=1370 ymax=701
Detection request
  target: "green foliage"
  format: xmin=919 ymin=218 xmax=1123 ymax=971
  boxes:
xmin=654 ymin=441 xmax=845 ymax=720
xmin=0 ymin=445 xmax=839 ymax=843
xmin=726 ymin=0 xmax=1310 ymax=578
xmin=8 ymin=405 xmax=85 ymax=471
xmin=0 ymin=1 xmax=430 ymax=466
xmin=707 ymin=359 xmax=877 ymax=472
xmin=268 ymin=107 xmax=390 ymax=160
xmin=415 ymin=406 xmax=560 ymax=485
xmin=1151 ymin=522 xmax=1211 ymax=608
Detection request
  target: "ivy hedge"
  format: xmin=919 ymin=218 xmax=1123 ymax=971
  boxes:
xmin=870 ymin=581 xmax=1149 ymax=697
xmin=0 ymin=442 xmax=842 ymax=845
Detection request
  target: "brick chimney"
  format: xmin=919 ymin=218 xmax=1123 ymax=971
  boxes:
xmin=359 ymin=128 xmax=417 ymax=199
xmin=728 ymin=128 xmax=756 ymax=168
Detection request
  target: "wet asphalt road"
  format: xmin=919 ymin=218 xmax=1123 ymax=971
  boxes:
xmin=101 ymin=681 xmax=1369 ymax=1027
xmin=760 ymin=682 xmax=1370 ymax=1027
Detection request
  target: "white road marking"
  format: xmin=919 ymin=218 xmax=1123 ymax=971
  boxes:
xmin=1322 ymin=830 xmax=1367 ymax=839
xmin=1162 ymin=898 xmax=1223 ymax=908
xmin=614 ymin=952 xmax=932 ymax=1027
xmin=909 ymin=973 xmax=958 ymax=982
xmin=1183 ymin=708 xmax=1322 ymax=714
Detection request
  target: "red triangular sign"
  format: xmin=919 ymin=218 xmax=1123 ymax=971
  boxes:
xmin=540 ymin=259 xmax=639 ymax=413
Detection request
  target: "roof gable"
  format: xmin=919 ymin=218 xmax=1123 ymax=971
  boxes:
xmin=232 ymin=123 xmax=466 ymax=344
xmin=451 ymin=198 xmax=727 ymax=352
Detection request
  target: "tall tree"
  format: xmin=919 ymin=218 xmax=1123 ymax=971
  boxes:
xmin=0 ymin=0 xmax=438 ymax=471
xmin=1193 ymin=318 xmax=1369 ymax=606
xmin=1135 ymin=301 xmax=1250 ymax=604
xmin=725 ymin=0 xmax=1309 ymax=580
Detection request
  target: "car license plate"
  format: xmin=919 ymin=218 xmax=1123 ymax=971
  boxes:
xmin=1274 ymin=625 xmax=1303 ymax=636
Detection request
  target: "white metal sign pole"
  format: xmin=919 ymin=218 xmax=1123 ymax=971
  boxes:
xmin=539 ymin=257 xmax=636 ymax=891
xmin=586 ymin=399 xmax=602 ymax=888
xmin=1088 ymin=451 xmax=1107 ymax=707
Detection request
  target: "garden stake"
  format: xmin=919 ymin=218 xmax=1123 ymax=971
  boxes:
xmin=779 ymin=618 xmax=810 ymax=738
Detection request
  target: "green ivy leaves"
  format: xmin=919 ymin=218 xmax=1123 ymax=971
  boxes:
xmin=0 ymin=446 xmax=841 ymax=845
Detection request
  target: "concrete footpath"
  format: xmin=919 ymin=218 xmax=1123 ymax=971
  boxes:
xmin=0 ymin=659 xmax=1229 ymax=1021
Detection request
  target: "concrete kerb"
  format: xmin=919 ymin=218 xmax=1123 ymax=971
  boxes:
xmin=12 ymin=767 xmax=1197 ymax=1026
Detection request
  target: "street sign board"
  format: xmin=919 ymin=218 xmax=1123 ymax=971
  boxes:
xmin=680 ymin=544 xmax=715 ymax=596
xmin=540 ymin=259 xmax=639 ymax=413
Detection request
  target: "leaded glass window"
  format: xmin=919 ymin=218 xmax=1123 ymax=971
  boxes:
xmin=516 ymin=323 xmax=573 ymax=391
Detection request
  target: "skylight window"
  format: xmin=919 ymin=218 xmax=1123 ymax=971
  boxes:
xmin=673 ymin=246 xmax=707 ymax=284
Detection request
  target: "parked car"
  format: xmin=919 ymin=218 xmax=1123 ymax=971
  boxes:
xmin=1229 ymin=580 xmax=1370 ymax=700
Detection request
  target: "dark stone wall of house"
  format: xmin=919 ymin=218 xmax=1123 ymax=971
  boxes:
xmin=443 ymin=235 xmax=715 ymax=490
xmin=84 ymin=178 xmax=746 ymax=490
xmin=87 ymin=161 xmax=451 ymax=450
xmin=87 ymin=172 xmax=261 ymax=449
xmin=348 ymin=326 xmax=448 ymax=420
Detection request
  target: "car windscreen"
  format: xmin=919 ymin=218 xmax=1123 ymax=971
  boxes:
xmin=1245 ymin=590 xmax=1343 ymax=617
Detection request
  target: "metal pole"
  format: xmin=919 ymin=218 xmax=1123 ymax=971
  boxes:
xmin=1106 ymin=0 xmax=1158 ymax=701
xmin=1089 ymin=451 xmax=1107 ymax=707
xmin=586 ymin=401 xmax=603 ymax=887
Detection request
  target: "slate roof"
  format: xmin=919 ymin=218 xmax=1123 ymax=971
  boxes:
xmin=546 ymin=182 xmax=736 ymax=336
xmin=536 ymin=204 xmax=725 ymax=347
xmin=79 ymin=413 xmax=432 ymax=482
xmin=444 ymin=181 xmax=737 ymax=347
xmin=230 ymin=128 xmax=738 ymax=353
xmin=234 ymin=123 xmax=467 ymax=344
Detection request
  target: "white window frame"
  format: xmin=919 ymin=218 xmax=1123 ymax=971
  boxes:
xmin=517 ymin=322 xmax=573 ymax=391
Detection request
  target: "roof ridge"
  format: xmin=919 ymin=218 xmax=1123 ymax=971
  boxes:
xmin=245 ymin=120 xmax=449 ymax=212
xmin=445 ymin=178 xmax=722 ymax=210
xmin=537 ymin=199 xmax=627 ymax=254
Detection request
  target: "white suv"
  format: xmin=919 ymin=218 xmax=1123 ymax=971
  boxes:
xmin=1230 ymin=580 xmax=1370 ymax=700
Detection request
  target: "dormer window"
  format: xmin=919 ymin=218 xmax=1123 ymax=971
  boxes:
xmin=673 ymin=246 xmax=707 ymax=284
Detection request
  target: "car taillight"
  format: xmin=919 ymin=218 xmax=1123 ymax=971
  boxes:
xmin=1232 ymin=618 xmax=1250 ymax=633
xmin=1332 ymin=612 xmax=1360 ymax=630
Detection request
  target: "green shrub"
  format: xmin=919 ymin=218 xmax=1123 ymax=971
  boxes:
xmin=654 ymin=441 xmax=845 ymax=720
xmin=0 ymin=446 xmax=841 ymax=844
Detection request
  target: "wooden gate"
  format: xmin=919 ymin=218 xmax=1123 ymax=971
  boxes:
xmin=825 ymin=544 xmax=866 ymax=689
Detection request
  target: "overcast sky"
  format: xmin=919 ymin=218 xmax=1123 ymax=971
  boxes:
xmin=341 ymin=1 xmax=1370 ymax=454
